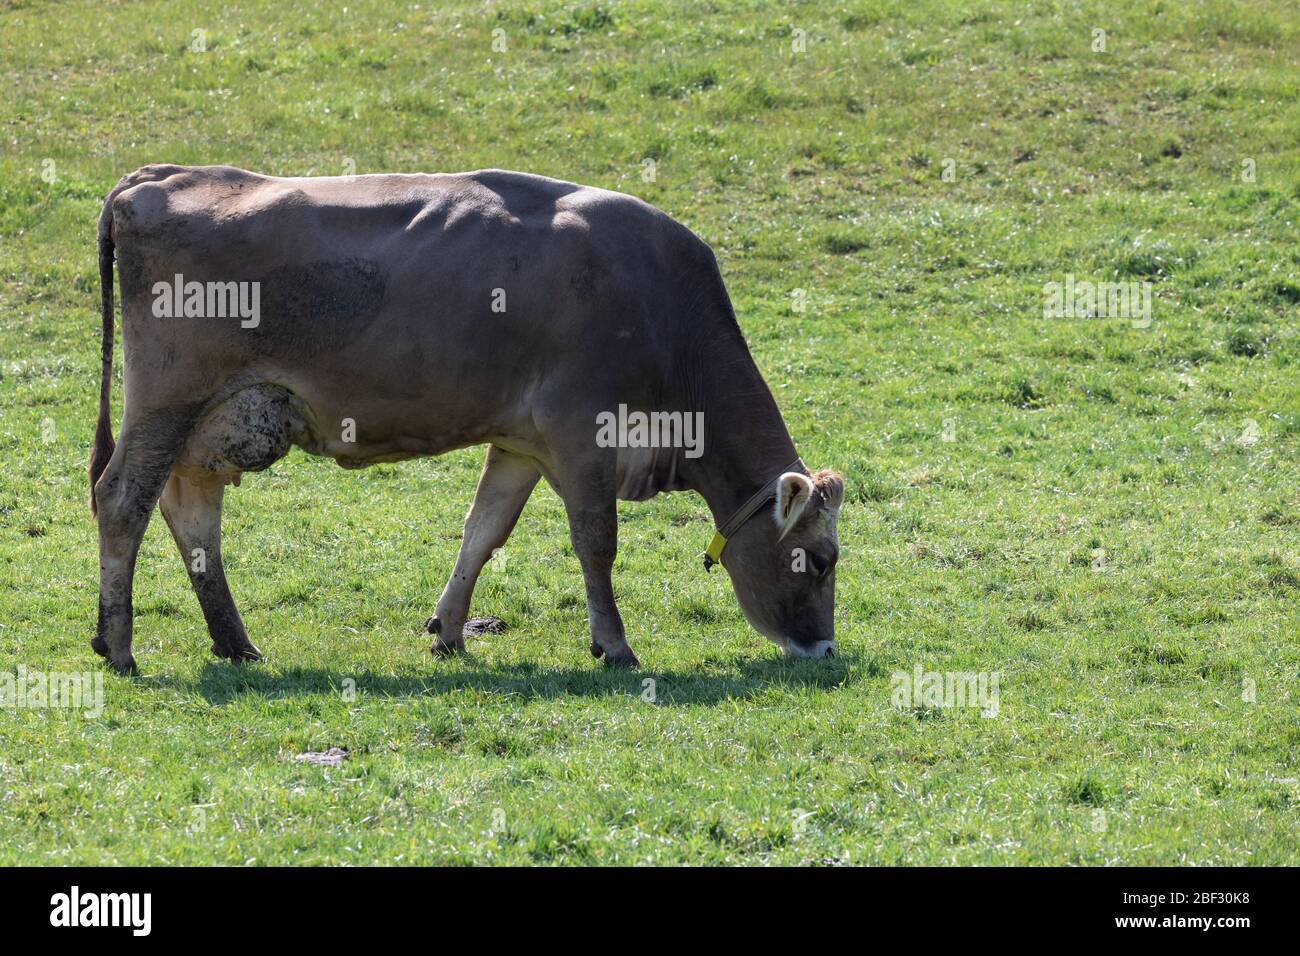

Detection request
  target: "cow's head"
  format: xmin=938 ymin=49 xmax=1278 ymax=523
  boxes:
xmin=723 ymin=468 xmax=844 ymax=658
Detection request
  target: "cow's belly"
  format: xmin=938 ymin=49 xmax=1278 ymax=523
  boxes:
xmin=175 ymin=376 xmax=538 ymax=483
xmin=267 ymin=365 xmax=525 ymax=468
xmin=175 ymin=380 xmax=681 ymax=510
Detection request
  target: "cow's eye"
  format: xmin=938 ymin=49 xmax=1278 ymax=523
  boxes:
xmin=808 ymin=550 xmax=838 ymax=578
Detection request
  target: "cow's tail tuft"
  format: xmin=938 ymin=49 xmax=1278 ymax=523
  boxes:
xmin=88 ymin=199 xmax=117 ymax=518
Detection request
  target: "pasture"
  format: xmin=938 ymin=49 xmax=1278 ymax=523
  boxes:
xmin=0 ymin=0 xmax=1297 ymax=864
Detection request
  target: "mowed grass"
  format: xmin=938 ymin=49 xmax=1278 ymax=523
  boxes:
xmin=1 ymin=0 xmax=1298 ymax=864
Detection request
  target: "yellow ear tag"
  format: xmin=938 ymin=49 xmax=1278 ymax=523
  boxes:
xmin=703 ymin=531 xmax=727 ymax=570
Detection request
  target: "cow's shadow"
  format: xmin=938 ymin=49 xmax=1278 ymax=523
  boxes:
xmin=164 ymin=653 xmax=858 ymax=707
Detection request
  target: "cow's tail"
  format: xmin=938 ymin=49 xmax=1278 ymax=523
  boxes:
xmin=88 ymin=197 xmax=117 ymax=519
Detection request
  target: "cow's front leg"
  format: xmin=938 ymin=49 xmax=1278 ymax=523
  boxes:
xmin=558 ymin=466 xmax=639 ymax=668
xmin=428 ymin=445 xmax=539 ymax=656
xmin=159 ymin=472 xmax=262 ymax=663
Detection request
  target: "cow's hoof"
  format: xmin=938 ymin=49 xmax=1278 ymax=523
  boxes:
xmin=108 ymin=654 xmax=138 ymax=676
xmin=590 ymin=642 xmax=605 ymax=659
xmin=213 ymin=642 xmax=264 ymax=664
xmin=426 ymin=616 xmax=462 ymax=655
xmin=602 ymin=647 xmax=640 ymax=669
xmin=91 ymin=636 xmax=110 ymax=659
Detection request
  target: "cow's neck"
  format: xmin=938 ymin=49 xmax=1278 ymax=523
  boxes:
xmin=675 ymin=337 xmax=800 ymax=526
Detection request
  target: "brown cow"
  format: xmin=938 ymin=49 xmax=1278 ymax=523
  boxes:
xmin=89 ymin=165 xmax=843 ymax=674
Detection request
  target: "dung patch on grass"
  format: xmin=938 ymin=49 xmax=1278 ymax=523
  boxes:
xmin=464 ymin=616 xmax=509 ymax=636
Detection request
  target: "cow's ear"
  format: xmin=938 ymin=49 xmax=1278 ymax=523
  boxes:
xmin=774 ymin=472 xmax=815 ymax=540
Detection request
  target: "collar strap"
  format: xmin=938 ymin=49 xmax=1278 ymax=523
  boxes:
xmin=703 ymin=458 xmax=805 ymax=571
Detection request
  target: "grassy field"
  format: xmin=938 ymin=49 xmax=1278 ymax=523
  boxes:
xmin=1 ymin=0 xmax=1297 ymax=865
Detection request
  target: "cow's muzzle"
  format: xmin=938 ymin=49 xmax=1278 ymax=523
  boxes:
xmin=784 ymin=639 xmax=835 ymax=659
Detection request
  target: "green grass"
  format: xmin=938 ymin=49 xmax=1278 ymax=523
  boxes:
xmin=1 ymin=0 xmax=1298 ymax=864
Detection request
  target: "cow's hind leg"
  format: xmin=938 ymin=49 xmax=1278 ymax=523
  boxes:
xmin=160 ymin=473 xmax=262 ymax=663
xmin=93 ymin=408 xmax=197 ymax=674
xmin=427 ymin=445 xmax=539 ymax=656
xmin=162 ymin=384 xmax=296 ymax=662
